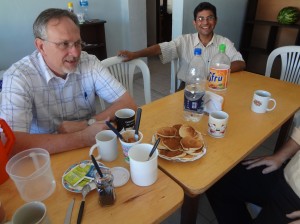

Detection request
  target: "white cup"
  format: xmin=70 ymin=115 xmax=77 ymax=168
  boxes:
xmin=119 ymin=130 xmax=143 ymax=163
xmin=128 ymin=143 xmax=158 ymax=187
xmin=251 ymin=90 xmax=276 ymax=113
xmin=12 ymin=201 xmax=50 ymax=224
xmin=89 ymin=130 xmax=118 ymax=162
xmin=208 ymin=111 xmax=229 ymax=138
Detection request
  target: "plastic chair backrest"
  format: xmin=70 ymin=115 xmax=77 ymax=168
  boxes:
xmin=265 ymin=45 xmax=300 ymax=84
xmin=100 ymin=56 xmax=151 ymax=109
xmin=170 ymin=58 xmax=182 ymax=93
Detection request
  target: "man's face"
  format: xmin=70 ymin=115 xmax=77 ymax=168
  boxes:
xmin=35 ymin=17 xmax=81 ymax=77
xmin=193 ymin=10 xmax=217 ymax=38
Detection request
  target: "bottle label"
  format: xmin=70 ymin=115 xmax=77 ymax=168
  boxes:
xmin=208 ymin=66 xmax=230 ymax=91
xmin=184 ymin=90 xmax=205 ymax=114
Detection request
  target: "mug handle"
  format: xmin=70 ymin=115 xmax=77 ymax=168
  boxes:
xmin=89 ymin=144 xmax=101 ymax=160
xmin=266 ymin=98 xmax=276 ymax=111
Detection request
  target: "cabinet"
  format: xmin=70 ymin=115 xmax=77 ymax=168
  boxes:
xmin=80 ymin=20 xmax=107 ymax=60
xmin=240 ymin=0 xmax=300 ymax=73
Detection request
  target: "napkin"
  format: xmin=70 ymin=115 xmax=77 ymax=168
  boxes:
xmin=204 ymin=91 xmax=224 ymax=114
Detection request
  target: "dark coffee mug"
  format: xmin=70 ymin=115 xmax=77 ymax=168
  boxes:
xmin=115 ymin=109 xmax=135 ymax=131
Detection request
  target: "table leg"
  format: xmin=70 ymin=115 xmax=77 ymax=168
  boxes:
xmin=275 ymin=116 xmax=294 ymax=152
xmin=180 ymin=193 xmax=200 ymax=224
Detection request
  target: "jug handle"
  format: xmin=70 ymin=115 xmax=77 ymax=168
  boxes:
xmin=0 ymin=119 xmax=16 ymax=156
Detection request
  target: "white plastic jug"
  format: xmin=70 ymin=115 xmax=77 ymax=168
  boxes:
xmin=6 ymin=148 xmax=56 ymax=202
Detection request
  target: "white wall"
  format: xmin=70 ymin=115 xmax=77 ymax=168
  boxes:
xmin=0 ymin=0 xmax=146 ymax=70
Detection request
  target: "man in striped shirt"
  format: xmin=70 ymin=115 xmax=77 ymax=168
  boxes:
xmin=118 ymin=2 xmax=245 ymax=90
xmin=1 ymin=9 xmax=136 ymax=156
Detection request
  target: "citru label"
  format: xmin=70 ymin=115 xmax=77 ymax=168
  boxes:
xmin=208 ymin=66 xmax=230 ymax=91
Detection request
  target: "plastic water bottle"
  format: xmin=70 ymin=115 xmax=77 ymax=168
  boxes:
xmin=183 ymin=48 xmax=207 ymax=122
xmin=79 ymin=0 xmax=89 ymax=20
xmin=208 ymin=44 xmax=231 ymax=91
xmin=67 ymin=2 xmax=74 ymax=13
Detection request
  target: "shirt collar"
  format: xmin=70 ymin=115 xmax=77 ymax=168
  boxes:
xmin=36 ymin=51 xmax=81 ymax=84
xmin=193 ymin=33 xmax=216 ymax=48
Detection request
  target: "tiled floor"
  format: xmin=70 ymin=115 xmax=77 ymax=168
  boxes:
xmin=133 ymin=57 xmax=279 ymax=224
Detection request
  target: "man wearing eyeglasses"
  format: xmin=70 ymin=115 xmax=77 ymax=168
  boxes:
xmin=118 ymin=2 xmax=245 ymax=90
xmin=0 ymin=8 xmax=136 ymax=156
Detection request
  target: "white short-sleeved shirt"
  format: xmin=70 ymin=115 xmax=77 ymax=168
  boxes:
xmin=159 ymin=33 xmax=244 ymax=81
xmin=0 ymin=51 xmax=126 ymax=134
xmin=284 ymin=126 xmax=300 ymax=198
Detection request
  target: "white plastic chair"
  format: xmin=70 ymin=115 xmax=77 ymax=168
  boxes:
xmin=170 ymin=58 xmax=182 ymax=93
xmin=100 ymin=56 xmax=151 ymax=109
xmin=265 ymin=45 xmax=300 ymax=84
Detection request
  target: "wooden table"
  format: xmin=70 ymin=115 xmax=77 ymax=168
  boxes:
xmin=139 ymin=71 xmax=300 ymax=224
xmin=0 ymin=146 xmax=183 ymax=223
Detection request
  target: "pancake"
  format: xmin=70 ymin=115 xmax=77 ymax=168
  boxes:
xmin=162 ymin=137 xmax=182 ymax=151
xmin=156 ymin=127 xmax=178 ymax=137
xmin=180 ymin=136 xmax=203 ymax=151
xmin=158 ymin=149 xmax=186 ymax=158
xmin=179 ymin=125 xmax=198 ymax=138
xmin=172 ymin=124 xmax=182 ymax=137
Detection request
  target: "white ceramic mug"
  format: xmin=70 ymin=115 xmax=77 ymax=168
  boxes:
xmin=89 ymin=130 xmax=118 ymax=162
xmin=12 ymin=201 xmax=50 ymax=224
xmin=251 ymin=90 xmax=276 ymax=113
xmin=208 ymin=111 xmax=229 ymax=138
xmin=128 ymin=143 xmax=158 ymax=187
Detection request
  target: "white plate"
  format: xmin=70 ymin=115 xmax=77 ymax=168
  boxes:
xmin=111 ymin=167 xmax=130 ymax=187
xmin=152 ymin=131 xmax=207 ymax=162
xmin=62 ymin=160 xmax=108 ymax=193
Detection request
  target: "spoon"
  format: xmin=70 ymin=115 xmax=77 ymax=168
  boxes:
xmin=77 ymin=184 xmax=91 ymax=224
xmin=147 ymin=138 xmax=160 ymax=161
xmin=134 ymin=108 xmax=142 ymax=141
xmin=105 ymin=121 xmax=125 ymax=141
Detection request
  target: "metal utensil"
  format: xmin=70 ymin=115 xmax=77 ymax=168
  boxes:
xmin=134 ymin=108 xmax=142 ymax=141
xmin=105 ymin=121 xmax=125 ymax=141
xmin=64 ymin=198 xmax=75 ymax=224
xmin=148 ymin=138 xmax=160 ymax=161
xmin=77 ymin=184 xmax=91 ymax=224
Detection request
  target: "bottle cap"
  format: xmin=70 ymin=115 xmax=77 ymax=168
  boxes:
xmin=219 ymin=44 xmax=226 ymax=53
xmin=194 ymin=48 xmax=202 ymax=55
xmin=68 ymin=2 xmax=73 ymax=8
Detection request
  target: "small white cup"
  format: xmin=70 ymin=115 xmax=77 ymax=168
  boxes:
xmin=119 ymin=130 xmax=143 ymax=163
xmin=208 ymin=111 xmax=229 ymax=138
xmin=12 ymin=201 xmax=50 ymax=224
xmin=251 ymin=90 xmax=276 ymax=113
xmin=89 ymin=130 xmax=118 ymax=162
xmin=128 ymin=143 xmax=158 ymax=187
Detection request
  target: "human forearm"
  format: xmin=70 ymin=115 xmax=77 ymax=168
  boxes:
xmin=118 ymin=44 xmax=162 ymax=61
xmin=230 ymin=60 xmax=246 ymax=73
xmin=273 ymin=138 xmax=300 ymax=164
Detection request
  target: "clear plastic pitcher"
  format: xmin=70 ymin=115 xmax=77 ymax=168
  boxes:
xmin=5 ymin=148 xmax=56 ymax=202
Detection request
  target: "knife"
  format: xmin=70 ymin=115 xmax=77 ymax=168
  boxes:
xmin=64 ymin=198 xmax=75 ymax=224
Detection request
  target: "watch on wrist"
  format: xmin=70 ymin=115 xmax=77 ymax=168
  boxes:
xmin=87 ymin=118 xmax=96 ymax=126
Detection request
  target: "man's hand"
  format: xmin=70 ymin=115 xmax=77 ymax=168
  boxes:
xmin=57 ymin=120 xmax=87 ymax=134
xmin=287 ymin=211 xmax=300 ymax=224
xmin=242 ymin=155 xmax=283 ymax=174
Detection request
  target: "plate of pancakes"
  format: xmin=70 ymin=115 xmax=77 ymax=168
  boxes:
xmin=152 ymin=124 xmax=206 ymax=162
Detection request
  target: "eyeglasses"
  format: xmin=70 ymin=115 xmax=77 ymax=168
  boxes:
xmin=196 ymin=16 xmax=215 ymax=22
xmin=41 ymin=39 xmax=86 ymax=50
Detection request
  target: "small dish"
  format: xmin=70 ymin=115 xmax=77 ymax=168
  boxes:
xmin=110 ymin=167 xmax=130 ymax=187
xmin=62 ymin=160 xmax=108 ymax=193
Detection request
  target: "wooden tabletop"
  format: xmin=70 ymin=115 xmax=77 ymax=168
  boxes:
xmin=140 ymin=71 xmax=300 ymax=196
xmin=1 ymin=146 xmax=183 ymax=223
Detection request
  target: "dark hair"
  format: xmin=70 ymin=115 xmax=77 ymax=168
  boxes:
xmin=193 ymin=2 xmax=217 ymax=20
xmin=33 ymin=8 xmax=79 ymax=39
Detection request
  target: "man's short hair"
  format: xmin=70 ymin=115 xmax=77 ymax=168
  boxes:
xmin=33 ymin=8 xmax=79 ymax=40
xmin=194 ymin=2 xmax=217 ymax=20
